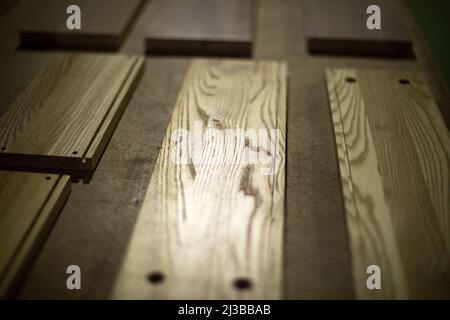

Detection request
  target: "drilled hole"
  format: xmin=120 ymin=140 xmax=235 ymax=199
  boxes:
xmin=147 ymin=272 xmax=164 ymax=284
xmin=72 ymin=151 xmax=78 ymax=155
xmin=45 ymin=176 xmax=51 ymax=180
xmin=345 ymin=77 xmax=356 ymax=83
xmin=233 ymin=278 xmax=252 ymax=290
xmin=1 ymin=147 xmax=6 ymax=151
xmin=399 ymin=78 xmax=410 ymax=85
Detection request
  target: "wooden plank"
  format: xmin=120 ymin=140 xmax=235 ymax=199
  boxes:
xmin=13 ymin=0 xmax=450 ymax=300
xmin=0 ymin=53 xmax=145 ymax=171
xmin=19 ymin=0 xmax=144 ymax=51
xmin=145 ymin=0 xmax=253 ymax=57
xmin=0 ymin=171 xmax=70 ymax=298
xmin=305 ymin=0 xmax=413 ymax=57
xmin=114 ymin=59 xmax=287 ymax=299
xmin=326 ymin=68 xmax=450 ymax=299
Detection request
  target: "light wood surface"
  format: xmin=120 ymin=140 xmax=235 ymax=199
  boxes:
xmin=0 ymin=53 xmax=144 ymax=171
xmin=0 ymin=171 xmax=70 ymax=298
xmin=145 ymin=0 xmax=253 ymax=57
xmin=305 ymin=0 xmax=413 ymax=57
xmin=1 ymin=0 xmax=447 ymax=299
xmin=326 ymin=68 xmax=450 ymax=299
xmin=18 ymin=0 xmax=144 ymax=51
xmin=0 ymin=0 xmax=18 ymax=17
xmin=114 ymin=59 xmax=287 ymax=299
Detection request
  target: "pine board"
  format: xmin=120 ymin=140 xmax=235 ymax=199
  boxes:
xmin=0 ymin=171 xmax=70 ymax=298
xmin=0 ymin=0 xmax=18 ymax=17
xmin=114 ymin=59 xmax=287 ymax=299
xmin=19 ymin=0 xmax=144 ymax=51
xmin=305 ymin=0 xmax=413 ymax=57
xmin=0 ymin=53 xmax=145 ymax=171
xmin=326 ymin=68 xmax=450 ymax=299
xmin=145 ymin=0 xmax=253 ymax=57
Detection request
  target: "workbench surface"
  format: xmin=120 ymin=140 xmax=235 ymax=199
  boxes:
xmin=0 ymin=0 xmax=448 ymax=299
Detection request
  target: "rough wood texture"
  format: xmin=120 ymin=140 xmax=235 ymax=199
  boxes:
xmin=326 ymin=68 xmax=450 ymax=299
xmin=0 ymin=54 xmax=144 ymax=172
xmin=145 ymin=0 xmax=253 ymax=57
xmin=0 ymin=171 xmax=70 ymax=298
xmin=305 ymin=0 xmax=413 ymax=57
xmin=114 ymin=59 xmax=287 ymax=299
xmin=19 ymin=0 xmax=144 ymax=51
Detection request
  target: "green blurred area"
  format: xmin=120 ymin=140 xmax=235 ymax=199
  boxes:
xmin=406 ymin=0 xmax=450 ymax=89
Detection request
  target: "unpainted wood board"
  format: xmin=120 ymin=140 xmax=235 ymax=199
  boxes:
xmin=0 ymin=171 xmax=70 ymax=298
xmin=0 ymin=53 xmax=145 ymax=171
xmin=19 ymin=0 xmax=144 ymax=51
xmin=11 ymin=0 xmax=450 ymax=300
xmin=326 ymin=68 xmax=450 ymax=299
xmin=305 ymin=0 xmax=413 ymax=57
xmin=114 ymin=59 xmax=287 ymax=299
xmin=145 ymin=0 xmax=253 ymax=57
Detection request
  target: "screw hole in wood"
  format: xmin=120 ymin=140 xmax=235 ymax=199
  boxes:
xmin=147 ymin=271 xmax=164 ymax=284
xmin=233 ymin=277 xmax=252 ymax=290
xmin=345 ymin=77 xmax=356 ymax=83
xmin=399 ymin=78 xmax=410 ymax=85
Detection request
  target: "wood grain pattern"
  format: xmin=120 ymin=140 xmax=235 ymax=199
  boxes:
xmin=326 ymin=68 xmax=450 ymax=299
xmin=114 ymin=59 xmax=287 ymax=299
xmin=0 ymin=171 xmax=70 ymax=298
xmin=5 ymin=0 xmax=447 ymax=300
xmin=305 ymin=0 xmax=413 ymax=57
xmin=19 ymin=0 xmax=144 ymax=51
xmin=145 ymin=0 xmax=253 ymax=57
xmin=0 ymin=53 xmax=144 ymax=171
